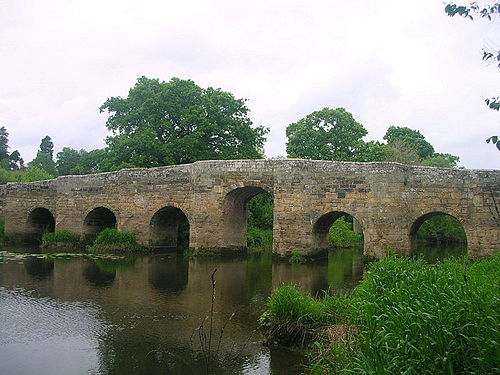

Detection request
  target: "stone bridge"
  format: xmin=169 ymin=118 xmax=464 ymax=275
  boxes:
xmin=1 ymin=159 xmax=498 ymax=257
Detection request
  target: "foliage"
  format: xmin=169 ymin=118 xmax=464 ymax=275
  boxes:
xmin=445 ymin=1 xmax=500 ymax=150
xmin=416 ymin=214 xmax=467 ymax=245
xmin=247 ymin=192 xmax=273 ymax=229
xmin=267 ymin=256 xmax=500 ymax=375
xmin=17 ymin=167 xmax=54 ymax=182
xmin=328 ymin=216 xmax=364 ymax=248
xmin=259 ymin=284 xmax=338 ymax=345
xmin=88 ymin=228 xmax=143 ymax=253
xmin=56 ymin=147 xmax=85 ymax=175
xmin=93 ymin=228 xmax=138 ymax=246
xmin=383 ymin=126 xmax=435 ymax=158
xmin=0 ymin=127 xmax=9 ymax=160
xmin=289 ymin=252 xmax=307 ymax=264
xmin=0 ymin=126 xmax=24 ymax=170
xmin=42 ymin=230 xmax=79 ymax=244
xmin=28 ymin=152 xmax=57 ymax=175
xmin=99 ymin=76 xmax=268 ymax=169
xmin=39 ymin=136 xmax=54 ymax=158
xmin=286 ymin=107 xmax=368 ymax=161
xmin=247 ymin=227 xmax=273 ymax=251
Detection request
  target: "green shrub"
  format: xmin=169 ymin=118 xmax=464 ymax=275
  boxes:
xmin=328 ymin=217 xmax=363 ymax=248
xmin=0 ymin=221 xmax=4 ymax=246
xmin=289 ymin=252 xmax=307 ymax=264
xmin=89 ymin=228 xmax=142 ymax=253
xmin=247 ymin=226 xmax=273 ymax=251
xmin=42 ymin=230 xmax=79 ymax=244
xmin=260 ymin=285 xmax=336 ymax=345
xmin=305 ymin=255 xmax=500 ymax=375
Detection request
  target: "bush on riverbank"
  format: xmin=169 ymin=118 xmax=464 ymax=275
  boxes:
xmin=41 ymin=230 xmax=83 ymax=251
xmin=88 ymin=228 xmax=144 ymax=253
xmin=328 ymin=217 xmax=363 ymax=248
xmin=247 ymin=227 xmax=273 ymax=251
xmin=261 ymin=254 xmax=500 ymax=375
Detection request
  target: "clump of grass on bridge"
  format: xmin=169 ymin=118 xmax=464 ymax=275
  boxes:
xmin=261 ymin=254 xmax=499 ymax=375
xmin=41 ymin=230 xmax=82 ymax=250
xmin=88 ymin=228 xmax=143 ymax=253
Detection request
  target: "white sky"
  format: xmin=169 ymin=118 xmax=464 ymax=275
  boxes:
xmin=0 ymin=0 xmax=498 ymax=169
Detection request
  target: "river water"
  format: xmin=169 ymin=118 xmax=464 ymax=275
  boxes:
xmin=0 ymin=247 xmax=365 ymax=375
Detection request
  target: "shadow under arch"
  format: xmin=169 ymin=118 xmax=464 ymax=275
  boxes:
xmin=223 ymin=186 xmax=272 ymax=249
xmin=410 ymin=211 xmax=468 ymax=255
xmin=312 ymin=211 xmax=364 ymax=252
xmin=150 ymin=206 xmax=190 ymax=250
xmin=83 ymin=207 xmax=117 ymax=243
xmin=26 ymin=207 xmax=55 ymax=243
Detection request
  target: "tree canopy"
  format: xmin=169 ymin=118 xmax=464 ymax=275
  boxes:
xmin=286 ymin=107 xmax=368 ymax=161
xmin=99 ymin=76 xmax=268 ymax=169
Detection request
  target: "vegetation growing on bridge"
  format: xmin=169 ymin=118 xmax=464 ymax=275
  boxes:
xmin=41 ymin=230 xmax=82 ymax=251
xmin=88 ymin=228 xmax=144 ymax=253
xmin=260 ymin=254 xmax=499 ymax=374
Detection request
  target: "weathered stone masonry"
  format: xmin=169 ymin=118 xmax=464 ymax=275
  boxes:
xmin=2 ymin=159 xmax=499 ymax=257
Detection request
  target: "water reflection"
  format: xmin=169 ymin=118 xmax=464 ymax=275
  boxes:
xmin=149 ymin=255 xmax=188 ymax=294
xmin=83 ymin=261 xmax=116 ymax=287
xmin=24 ymin=257 xmax=54 ymax=279
xmin=0 ymin=248 xmax=367 ymax=375
xmin=415 ymin=243 xmax=467 ymax=263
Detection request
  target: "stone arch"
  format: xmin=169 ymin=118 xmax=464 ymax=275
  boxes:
xmin=26 ymin=207 xmax=55 ymax=242
xmin=150 ymin=206 xmax=190 ymax=250
xmin=312 ymin=211 xmax=364 ymax=251
xmin=223 ymin=185 xmax=273 ymax=248
xmin=83 ymin=206 xmax=117 ymax=243
xmin=409 ymin=211 xmax=468 ymax=253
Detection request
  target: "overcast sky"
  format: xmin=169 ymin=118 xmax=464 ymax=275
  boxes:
xmin=0 ymin=0 xmax=498 ymax=169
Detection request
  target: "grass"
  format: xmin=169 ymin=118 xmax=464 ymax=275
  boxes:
xmin=88 ymin=228 xmax=144 ymax=253
xmin=289 ymin=252 xmax=307 ymax=264
xmin=261 ymin=254 xmax=500 ymax=375
xmin=41 ymin=230 xmax=83 ymax=251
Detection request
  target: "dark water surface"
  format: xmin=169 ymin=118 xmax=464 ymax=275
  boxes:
xmin=0 ymin=248 xmax=364 ymax=375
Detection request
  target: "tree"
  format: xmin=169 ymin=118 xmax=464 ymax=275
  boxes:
xmin=39 ymin=136 xmax=54 ymax=158
xmin=8 ymin=150 xmax=24 ymax=170
xmin=29 ymin=136 xmax=57 ymax=175
xmin=286 ymin=107 xmax=368 ymax=161
xmin=445 ymin=1 xmax=500 ymax=150
xmin=0 ymin=127 xmax=9 ymax=160
xmin=56 ymin=147 xmax=85 ymax=175
xmin=99 ymin=76 xmax=268 ymax=169
xmin=383 ymin=126 xmax=435 ymax=159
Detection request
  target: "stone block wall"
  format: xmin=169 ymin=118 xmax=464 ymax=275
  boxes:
xmin=2 ymin=159 xmax=499 ymax=257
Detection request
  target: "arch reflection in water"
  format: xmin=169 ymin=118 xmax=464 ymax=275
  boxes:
xmin=148 ymin=255 xmax=188 ymax=294
xmin=24 ymin=257 xmax=54 ymax=280
xmin=410 ymin=212 xmax=467 ymax=262
xmin=26 ymin=207 xmax=55 ymax=242
xmin=83 ymin=207 xmax=117 ymax=243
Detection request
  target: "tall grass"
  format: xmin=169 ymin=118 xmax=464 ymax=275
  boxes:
xmin=89 ymin=228 xmax=143 ymax=253
xmin=261 ymin=255 xmax=500 ymax=375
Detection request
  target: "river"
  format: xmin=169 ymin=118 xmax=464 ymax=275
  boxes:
xmin=0 ymin=247 xmax=365 ymax=375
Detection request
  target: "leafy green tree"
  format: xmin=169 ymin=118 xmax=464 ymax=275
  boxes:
xmin=445 ymin=1 xmax=499 ymax=150
xmin=8 ymin=150 xmax=24 ymax=170
xmin=383 ymin=126 xmax=435 ymax=159
xmin=421 ymin=153 xmax=460 ymax=168
xmin=286 ymin=107 xmax=368 ymax=161
xmin=19 ymin=167 xmax=54 ymax=182
xmin=29 ymin=136 xmax=57 ymax=175
xmin=29 ymin=152 xmax=57 ymax=176
xmin=56 ymin=147 xmax=85 ymax=175
xmin=39 ymin=136 xmax=54 ymax=158
xmin=99 ymin=76 xmax=268 ymax=169
xmin=0 ymin=127 xmax=9 ymax=160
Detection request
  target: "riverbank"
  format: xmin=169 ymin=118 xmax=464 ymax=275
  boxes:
xmin=260 ymin=254 xmax=499 ymax=374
